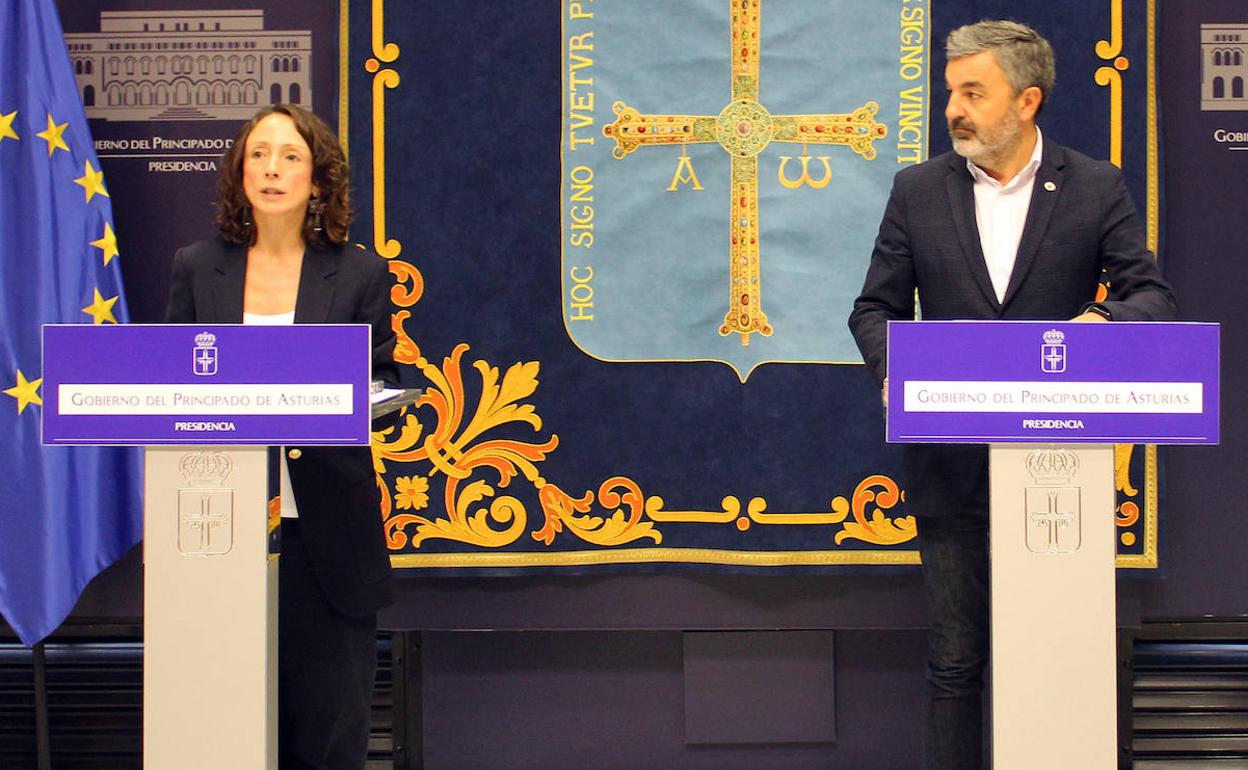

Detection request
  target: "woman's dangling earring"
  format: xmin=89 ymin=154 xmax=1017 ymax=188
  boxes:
xmin=309 ymin=196 xmax=324 ymax=233
xmin=242 ymin=204 xmax=252 ymax=228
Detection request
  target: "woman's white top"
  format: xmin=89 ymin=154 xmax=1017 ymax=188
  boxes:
xmin=243 ymin=311 xmax=300 ymax=519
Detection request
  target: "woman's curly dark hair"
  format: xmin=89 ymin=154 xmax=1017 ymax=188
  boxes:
xmin=215 ymin=103 xmax=353 ymax=246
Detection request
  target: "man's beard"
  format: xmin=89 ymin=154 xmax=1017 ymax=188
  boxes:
xmin=949 ymin=110 xmax=1021 ymax=170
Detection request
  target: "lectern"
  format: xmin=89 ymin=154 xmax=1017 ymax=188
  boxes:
xmin=887 ymin=320 xmax=1219 ymax=769
xmin=42 ymin=323 xmax=381 ymax=770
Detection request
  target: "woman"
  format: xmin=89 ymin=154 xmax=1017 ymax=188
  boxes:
xmin=166 ymin=104 xmax=398 ymax=770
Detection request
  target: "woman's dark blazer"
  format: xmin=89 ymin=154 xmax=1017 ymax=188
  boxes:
xmin=166 ymin=236 xmax=398 ymax=617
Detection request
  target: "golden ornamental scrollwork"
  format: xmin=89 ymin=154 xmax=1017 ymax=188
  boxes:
xmin=369 ymin=67 xmax=401 ymax=258
xmin=388 ymin=260 xmax=424 ymax=307
xmin=1092 ymin=0 xmax=1159 ymax=565
xmin=372 ymin=352 xmax=919 ymax=553
xmin=358 ymin=0 xmax=1154 ymax=567
xmin=1114 ymin=444 xmax=1137 ymax=497
xmin=370 ymin=292 xmax=1139 ymax=559
xmin=1094 ymin=0 xmax=1128 ymax=168
xmin=1114 ymin=443 xmax=1146 ymax=552
xmin=363 ymin=197 xmax=907 ymax=554
xmin=371 ymin=337 xmax=661 ymax=551
xmin=1095 ymin=0 xmax=1123 ymax=60
xmin=1116 ymin=500 xmax=1140 ymax=528
xmin=835 ymin=475 xmax=916 ymax=546
xmin=533 ymin=477 xmax=661 ymax=547
xmin=370 ymin=0 xmax=399 ymax=63
xmin=368 ymin=330 xmax=916 ymax=553
xmin=364 ymin=3 xmax=401 ymax=260
xmin=641 ymin=474 xmax=916 ymax=546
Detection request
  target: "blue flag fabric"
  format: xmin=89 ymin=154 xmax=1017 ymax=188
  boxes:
xmin=0 ymin=0 xmax=143 ymax=645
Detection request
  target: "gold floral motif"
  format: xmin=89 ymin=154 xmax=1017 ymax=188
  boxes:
xmin=834 ymin=475 xmax=917 ymax=546
xmin=371 ymin=338 xmax=660 ymax=550
xmin=372 ymin=343 xmax=550 ymax=547
xmin=533 ymin=477 xmax=661 ymax=547
xmin=394 ymin=475 xmax=429 ymax=510
xmin=412 ymin=484 xmax=527 ymax=548
xmin=532 ymin=483 xmax=594 ymax=542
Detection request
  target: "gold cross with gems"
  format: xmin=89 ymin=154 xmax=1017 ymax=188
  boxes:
xmin=603 ymin=0 xmax=886 ymax=345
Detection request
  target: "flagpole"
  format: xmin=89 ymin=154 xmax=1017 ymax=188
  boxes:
xmin=32 ymin=640 xmax=51 ymax=770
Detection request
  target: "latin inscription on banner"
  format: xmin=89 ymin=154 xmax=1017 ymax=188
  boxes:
xmin=561 ymin=0 xmax=930 ymax=379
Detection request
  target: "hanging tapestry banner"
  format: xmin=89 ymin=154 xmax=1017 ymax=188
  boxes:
xmin=348 ymin=0 xmax=1160 ymax=571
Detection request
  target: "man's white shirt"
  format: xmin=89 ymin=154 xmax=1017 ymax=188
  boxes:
xmin=967 ymin=128 xmax=1044 ymax=303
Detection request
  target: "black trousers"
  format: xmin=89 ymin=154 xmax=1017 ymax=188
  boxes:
xmin=917 ymin=515 xmax=990 ymax=770
xmin=279 ymin=520 xmax=378 ymax=770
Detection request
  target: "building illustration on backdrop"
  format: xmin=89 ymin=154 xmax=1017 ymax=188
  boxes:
xmin=65 ymin=10 xmax=311 ymax=122
xmin=1202 ymin=23 xmax=1248 ymax=111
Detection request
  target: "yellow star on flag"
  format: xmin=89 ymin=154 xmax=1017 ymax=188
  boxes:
xmin=74 ymin=159 xmax=109 ymax=202
xmin=90 ymin=222 xmax=119 ymax=266
xmin=3 ymin=370 xmax=43 ymax=415
xmin=0 ymin=110 xmax=18 ymax=143
xmin=82 ymin=288 xmax=119 ymax=324
xmin=36 ymin=114 xmax=69 ymax=156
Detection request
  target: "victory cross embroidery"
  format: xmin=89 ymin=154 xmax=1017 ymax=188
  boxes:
xmin=602 ymin=2 xmax=886 ymax=346
xmin=562 ymin=0 xmax=929 ymax=378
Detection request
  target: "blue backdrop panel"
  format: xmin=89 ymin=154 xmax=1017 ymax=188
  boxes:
xmin=347 ymin=0 xmax=1161 ymax=572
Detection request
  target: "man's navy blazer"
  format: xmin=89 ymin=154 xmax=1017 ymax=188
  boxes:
xmin=849 ymin=140 xmax=1178 ymax=519
xmin=166 ymin=236 xmax=398 ymax=616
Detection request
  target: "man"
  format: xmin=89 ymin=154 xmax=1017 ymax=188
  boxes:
xmin=848 ymin=20 xmax=1177 ymax=770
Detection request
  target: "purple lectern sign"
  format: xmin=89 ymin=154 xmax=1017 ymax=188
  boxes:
xmin=42 ymin=325 xmax=372 ymax=445
xmin=886 ymin=321 xmax=1219 ymax=445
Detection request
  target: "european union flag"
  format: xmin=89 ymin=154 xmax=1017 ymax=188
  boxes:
xmin=0 ymin=0 xmax=142 ymax=645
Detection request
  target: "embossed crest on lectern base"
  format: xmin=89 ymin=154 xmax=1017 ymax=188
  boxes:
xmin=1024 ymin=448 xmax=1081 ymax=554
xmin=177 ymin=450 xmax=234 ymax=556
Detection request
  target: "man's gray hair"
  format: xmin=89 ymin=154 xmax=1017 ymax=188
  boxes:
xmin=947 ymin=20 xmax=1056 ymax=107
